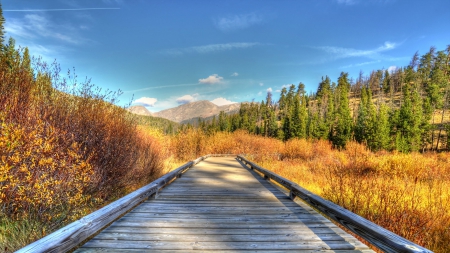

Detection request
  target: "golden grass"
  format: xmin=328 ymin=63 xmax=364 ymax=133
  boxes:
xmin=261 ymin=140 xmax=450 ymax=252
xmin=169 ymin=131 xmax=450 ymax=252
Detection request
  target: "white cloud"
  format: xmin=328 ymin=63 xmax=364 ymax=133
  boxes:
xmin=267 ymin=87 xmax=273 ymax=93
xmin=259 ymin=83 xmax=264 ymax=86
xmin=210 ymin=97 xmax=237 ymax=106
xmin=163 ymin=43 xmax=259 ymax=56
xmin=215 ymin=13 xmax=263 ymax=32
xmin=257 ymin=91 xmax=262 ymax=95
xmin=176 ymin=94 xmax=197 ymax=104
xmin=133 ymin=97 xmax=157 ymax=107
xmin=199 ymin=74 xmax=224 ymax=84
xmin=388 ymin=66 xmax=398 ymax=73
xmin=231 ymin=72 xmax=239 ymax=77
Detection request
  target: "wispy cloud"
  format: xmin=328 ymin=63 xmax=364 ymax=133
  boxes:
xmin=5 ymin=14 xmax=90 ymax=45
xmin=4 ymin=8 xmax=120 ymax=12
xmin=267 ymin=87 xmax=273 ymax=93
xmin=231 ymin=72 xmax=239 ymax=77
xmin=316 ymin=41 xmax=399 ymax=61
xmin=133 ymin=97 xmax=157 ymax=107
xmin=124 ymin=83 xmax=199 ymax=93
xmin=163 ymin=42 xmax=260 ymax=56
xmin=341 ymin=60 xmax=381 ymax=68
xmin=215 ymin=13 xmax=263 ymax=32
xmin=199 ymin=74 xmax=224 ymax=85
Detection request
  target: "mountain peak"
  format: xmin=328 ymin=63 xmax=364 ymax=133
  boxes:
xmin=127 ymin=105 xmax=153 ymax=116
xmin=153 ymin=100 xmax=240 ymax=123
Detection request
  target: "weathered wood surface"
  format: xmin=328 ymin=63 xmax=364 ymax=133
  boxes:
xmin=16 ymin=155 xmax=210 ymax=253
xmin=76 ymin=157 xmax=374 ymax=252
xmin=237 ymin=155 xmax=432 ymax=253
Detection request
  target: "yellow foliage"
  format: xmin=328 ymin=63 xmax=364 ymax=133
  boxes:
xmin=0 ymin=117 xmax=94 ymax=222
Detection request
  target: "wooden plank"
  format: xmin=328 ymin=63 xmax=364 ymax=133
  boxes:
xmin=105 ymin=221 xmax=338 ymax=229
xmin=127 ymin=212 xmax=326 ymax=220
xmin=79 ymin=240 xmax=370 ymax=250
xmin=131 ymin=205 xmax=312 ymax=211
xmin=237 ymin=155 xmax=431 ymax=253
xmin=142 ymin=199 xmax=299 ymax=208
xmin=127 ymin=208 xmax=320 ymax=215
xmin=76 ymin=249 xmax=374 ymax=253
xmin=91 ymin=232 xmax=362 ymax=242
xmin=100 ymin=227 xmax=357 ymax=236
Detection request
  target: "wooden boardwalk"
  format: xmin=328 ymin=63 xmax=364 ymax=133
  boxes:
xmin=75 ymin=157 xmax=373 ymax=252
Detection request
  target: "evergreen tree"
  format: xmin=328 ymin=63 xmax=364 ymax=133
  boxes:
xmin=291 ymin=83 xmax=307 ymax=138
xmin=355 ymin=86 xmax=369 ymax=143
xmin=0 ymin=4 xmax=5 ymax=47
xmin=317 ymin=76 xmax=331 ymax=101
xmin=331 ymin=72 xmax=353 ymax=149
xmin=373 ymin=104 xmax=391 ymax=151
xmin=267 ymin=109 xmax=278 ymax=138
xmin=278 ymin=87 xmax=287 ymax=118
xmin=218 ymin=111 xmax=229 ymax=131
xmin=282 ymin=111 xmax=292 ymax=140
xmin=395 ymin=83 xmax=424 ymax=152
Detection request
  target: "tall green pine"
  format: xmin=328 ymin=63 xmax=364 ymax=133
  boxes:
xmin=331 ymin=72 xmax=353 ymax=149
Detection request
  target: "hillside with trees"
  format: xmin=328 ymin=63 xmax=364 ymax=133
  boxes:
xmin=195 ymin=47 xmax=450 ymax=152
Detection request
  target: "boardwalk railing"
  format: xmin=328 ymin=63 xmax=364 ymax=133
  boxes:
xmin=236 ymin=155 xmax=432 ymax=253
xmin=16 ymin=155 xmax=216 ymax=253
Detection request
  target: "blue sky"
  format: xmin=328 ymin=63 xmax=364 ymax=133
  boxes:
xmin=3 ymin=0 xmax=450 ymax=112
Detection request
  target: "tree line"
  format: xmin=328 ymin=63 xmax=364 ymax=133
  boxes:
xmin=190 ymin=46 xmax=450 ymax=152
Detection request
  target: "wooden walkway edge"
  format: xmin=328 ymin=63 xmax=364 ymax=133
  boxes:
xmin=74 ymin=157 xmax=374 ymax=252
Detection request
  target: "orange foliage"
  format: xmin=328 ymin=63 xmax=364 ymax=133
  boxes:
xmin=0 ymin=48 xmax=164 ymax=251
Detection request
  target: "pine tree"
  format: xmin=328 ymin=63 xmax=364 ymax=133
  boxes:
xmin=331 ymin=72 xmax=353 ymax=149
xmin=0 ymin=3 xmax=5 ymax=47
xmin=218 ymin=111 xmax=229 ymax=131
xmin=373 ymin=104 xmax=391 ymax=151
xmin=436 ymin=47 xmax=450 ymax=150
xmin=282 ymin=112 xmax=292 ymax=140
xmin=278 ymin=87 xmax=287 ymax=118
xmin=355 ymin=86 xmax=369 ymax=143
xmin=267 ymin=109 xmax=278 ymax=138
xmin=395 ymin=82 xmax=424 ymax=152
xmin=291 ymin=83 xmax=307 ymax=139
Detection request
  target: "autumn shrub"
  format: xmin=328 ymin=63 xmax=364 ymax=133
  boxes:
xmin=170 ymin=127 xmax=206 ymax=161
xmin=281 ymin=138 xmax=314 ymax=160
xmin=0 ymin=44 xmax=164 ymax=251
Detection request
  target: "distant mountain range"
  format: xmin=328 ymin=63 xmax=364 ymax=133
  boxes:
xmin=128 ymin=101 xmax=241 ymax=123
